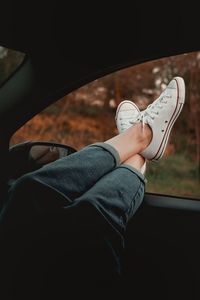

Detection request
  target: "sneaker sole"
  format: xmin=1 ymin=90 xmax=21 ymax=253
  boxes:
xmin=151 ymin=77 xmax=185 ymax=161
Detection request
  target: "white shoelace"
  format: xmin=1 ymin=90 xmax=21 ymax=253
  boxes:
xmin=140 ymin=95 xmax=168 ymax=130
xmin=120 ymin=112 xmax=141 ymax=131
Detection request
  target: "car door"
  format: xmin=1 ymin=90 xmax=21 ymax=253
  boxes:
xmin=124 ymin=193 xmax=200 ymax=300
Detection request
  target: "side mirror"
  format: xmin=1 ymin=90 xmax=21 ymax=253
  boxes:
xmin=8 ymin=141 xmax=77 ymax=181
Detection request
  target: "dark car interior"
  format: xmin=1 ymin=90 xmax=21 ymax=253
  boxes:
xmin=0 ymin=2 xmax=200 ymax=299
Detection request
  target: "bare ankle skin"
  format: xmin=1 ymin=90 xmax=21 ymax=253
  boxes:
xmin=105 ymin=122 xmax=152 ymax=163
xmin=123 ymin=154 xmax=145 ymax=171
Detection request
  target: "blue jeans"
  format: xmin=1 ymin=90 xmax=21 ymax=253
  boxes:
xmin=3 ymin=142 xmax=146 ymax=237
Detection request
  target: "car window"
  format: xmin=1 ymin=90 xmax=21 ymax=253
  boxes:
xmin=10 ymin=51 xmax=200 ymax=199
xmin=0 ymin=45 xmax=25 ymax=86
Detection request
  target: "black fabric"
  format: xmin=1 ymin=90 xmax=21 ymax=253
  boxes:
xmin=0 ymin=180 xmax=123 ymax=300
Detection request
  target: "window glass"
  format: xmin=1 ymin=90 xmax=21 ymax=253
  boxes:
xmin=10 ymin=52 xmax=200 ymax=199
xmin=0 ymin=46 xmax=25 ymax=85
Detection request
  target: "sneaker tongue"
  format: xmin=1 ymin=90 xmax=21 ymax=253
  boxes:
xmin=121 ymin=118 xmax=133 ymax=129
xmin=119 ymin=112 xmax=136 ymax=123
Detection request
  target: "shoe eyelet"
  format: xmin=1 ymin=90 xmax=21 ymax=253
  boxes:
xmin=165 ymin=120 xmax=168 ymax=123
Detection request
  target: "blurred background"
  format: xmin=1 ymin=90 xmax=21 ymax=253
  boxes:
xmin=1 ymin=47 xmax=200 ymax=199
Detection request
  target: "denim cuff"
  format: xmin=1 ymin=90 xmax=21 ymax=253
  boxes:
xmin=118 ymin=164 xmax=147 ymax=184
xmin=88 ymin=142 xmax=120 ymax=166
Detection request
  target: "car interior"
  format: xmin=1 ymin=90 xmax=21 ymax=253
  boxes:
xmin=0 ymin=2 xmax=200 ymax=299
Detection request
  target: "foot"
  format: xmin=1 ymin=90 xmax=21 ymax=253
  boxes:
xmin=115 ymin=100 xmax=141 ymax=133
xmin=140 ymin=76 xmax=185 ymax=161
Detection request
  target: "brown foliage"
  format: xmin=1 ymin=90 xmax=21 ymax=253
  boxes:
xmin=10 ymin=106 xmax=117 ymax=150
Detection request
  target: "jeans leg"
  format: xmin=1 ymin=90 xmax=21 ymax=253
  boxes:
xmin=0 ymin=142 xmax=120 ymax=226
xmin=73 ymin=164 xmax=146 ymax=238
xmin=9 ymin=142 xmax=120 ymax=202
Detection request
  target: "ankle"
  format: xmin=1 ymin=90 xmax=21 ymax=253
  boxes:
xmin=129 ymin=123 xmax=152 ymax=152
xmin=123 ymin=154 xmax=145 ymax=171
xmin=140 ymin=123 xmax=152 ymax=151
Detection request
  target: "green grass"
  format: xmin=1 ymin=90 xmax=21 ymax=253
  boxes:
xmin=146 ymin=154 xmax=200 ymax=199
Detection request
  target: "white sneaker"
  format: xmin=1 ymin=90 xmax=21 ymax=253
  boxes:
xmin=115 ymin=100 xmax=141 ymax=133
xmin=141 ymin=76 xmax=185 ymax=161
xmin=115 ymin=100 xmax=146 ymax=175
